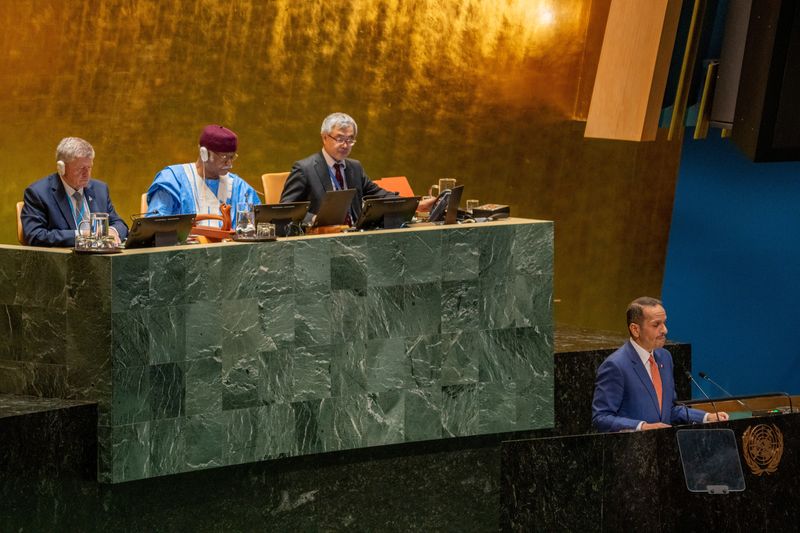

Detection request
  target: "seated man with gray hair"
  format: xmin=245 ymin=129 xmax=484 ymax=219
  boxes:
xmin=280 ymin=112 xmax=433 ymax=225
xmin=21 ymin=137 xmax=128 ymax=247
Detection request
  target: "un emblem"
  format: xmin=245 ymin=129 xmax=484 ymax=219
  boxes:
xmin=742 ymin=424 xmax=784 ymax=475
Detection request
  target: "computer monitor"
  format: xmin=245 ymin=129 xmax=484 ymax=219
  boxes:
xmin=354 ymin=196 xmax=421 ymax=230
xmin=125 ymin=213 xmax=195 ymax=249
xmin=253 ymin=202 xmax=310 ymax=236
xmin=428 ymin=185 xmax=464 ymax=224
xmin=313 ymin=189 xmax=356 ymax=226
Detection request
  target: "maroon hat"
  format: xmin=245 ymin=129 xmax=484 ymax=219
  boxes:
xmin=199 ymin=125 xmax=238 ymax=153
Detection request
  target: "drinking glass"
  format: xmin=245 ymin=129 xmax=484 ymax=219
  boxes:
xmin=236 ymin=202 xmax=255 ymax=238
xmin=76 ymin=220 xmax=92 ymax=249
xmin=257 ymin=222 xmax=276 ymax=239
xmin=90 ymin=213 xmax=110 ymax=248
xmin=91 ymin=212 xmax=109 ymax=240
xmin=438 ymin=178 xmax=456 ymax=192
xmin=466 ymin=199 xmax=480 ymax=212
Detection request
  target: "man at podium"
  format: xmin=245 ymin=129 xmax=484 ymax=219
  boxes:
xmin=592 ymin=296 xmax=728 ymax=432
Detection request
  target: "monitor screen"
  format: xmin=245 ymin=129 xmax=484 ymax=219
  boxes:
xmin=253 ymin=202 xmax=310 ymax=236
xmin=314 ymin=190 xmax=356 ymax=227
xmin=125 ymin=213 xmax=195 ymax=249
xmin=355 ymin=196 xmax=421 ymax=230
xmin=428 ymin=185 xmax=464 ymax=224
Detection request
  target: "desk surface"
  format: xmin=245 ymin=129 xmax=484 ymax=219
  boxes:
xmin=2 ymin=217 xmax=550 ymax=256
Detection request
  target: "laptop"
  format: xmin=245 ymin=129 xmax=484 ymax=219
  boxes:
xmin=313 ymin=189 xmax=357 ymax=226
xmin=125 ymin=213 xmax=195 ymax=248
xmin=354 ymin=196 xmax=421 ymax=230
xmin=253 ymin=202 xmax=310 ymax=236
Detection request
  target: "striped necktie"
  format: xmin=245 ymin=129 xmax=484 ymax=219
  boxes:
xmin=72 ymin=190 xmax=88 ymax=224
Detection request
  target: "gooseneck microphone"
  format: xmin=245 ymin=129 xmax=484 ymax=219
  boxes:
xmin=685 ymin=370 xmax=720 ymax=422
xmin=699 ymin=371 xmax=749 ymax=408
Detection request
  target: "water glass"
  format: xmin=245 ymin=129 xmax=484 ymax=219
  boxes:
xmin=76 ymin=220 xmax=92 ymax=250
xmin=438 ymin=178 xmax=456 ymax=192
xmin=236 ymin=202 xmax=255 ymax=238
xmin=256 ymin=222 xmax=276 ymax=239
xmin=91 ymin=212 xmax=110 ymax=240
xmin=466 ymin=199 xmax=480 ymax=212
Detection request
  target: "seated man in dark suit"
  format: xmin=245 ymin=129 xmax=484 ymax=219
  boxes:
xmin=21 ymin=137 xmax=128 ymax=247
xmin=280 ymin=112 xmax=434 ymax=224
xmin=592 ymin=296 xmax=729 ymax=432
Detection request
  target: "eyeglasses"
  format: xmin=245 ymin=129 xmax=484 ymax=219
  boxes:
xmin=212 ymin=151 xmax=238 ymax=162
xmin=326 ymin=134 xmax=357 ymax=146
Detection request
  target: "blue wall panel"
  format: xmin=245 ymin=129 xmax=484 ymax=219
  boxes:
xmin=663 ymin=130 xmax=800 ymax=397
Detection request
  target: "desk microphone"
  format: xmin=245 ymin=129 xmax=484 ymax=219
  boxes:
xmin=685 ymin=370 xmax=720 ymax=422
xmin=699 ymin=371 xmax=750 ymax=408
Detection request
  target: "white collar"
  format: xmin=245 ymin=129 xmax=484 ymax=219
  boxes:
xmin=322 ymin=148 xmax=346 ymax=170
xmin=60 ymin=177 xmax=84 ymax=198
xmin=630 ymin=338 xmax=652 ymax=366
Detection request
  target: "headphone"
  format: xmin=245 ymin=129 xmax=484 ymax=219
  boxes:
xmin=56 ymin=160 xmax=66 ymax=176
xmin=199 ymin=146 xmax=209 ymax=162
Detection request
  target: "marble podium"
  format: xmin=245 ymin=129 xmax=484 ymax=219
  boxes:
xmin=0 ymin=217 xmax=553 ymax=483
xmin=501 ymin=412 xmax=800 ymax=531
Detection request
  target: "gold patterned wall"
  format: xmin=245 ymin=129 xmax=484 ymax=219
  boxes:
xmin=0 ymin=0 xmax=684 ymax=330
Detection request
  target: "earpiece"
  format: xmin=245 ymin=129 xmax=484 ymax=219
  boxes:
xmin=200 ymin=146 xmax=209 ymax=162
xmin=56 ymin=160 xmax=65 ymax=176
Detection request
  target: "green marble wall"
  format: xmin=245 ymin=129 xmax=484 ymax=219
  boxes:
xmin=0 ymin=219 xmax=553 ymax=483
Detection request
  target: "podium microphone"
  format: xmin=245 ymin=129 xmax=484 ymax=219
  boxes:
xmin=699 ymin=371 xmax=749 ymax=408
xmin=685 ymin=371 xmax=720 ymax=422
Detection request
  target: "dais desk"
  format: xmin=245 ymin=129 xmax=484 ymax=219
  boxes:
xmin=0 ymin=217 xmax=553 ymax=483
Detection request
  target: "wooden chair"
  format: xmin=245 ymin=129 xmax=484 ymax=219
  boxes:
xmin=16 ymin=201 xmax=25 ymax=245
xmin=373 ymin=176 xmax=415 ymax=197
xmin=261 ymin=172 xmax=290 ymax=204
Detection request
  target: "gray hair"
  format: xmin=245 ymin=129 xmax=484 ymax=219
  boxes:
xmin=626 ymin=296 xmax=663 ymax=327
xmin=55 ymin=137 xmax=95 ymax=163
xmin=320 ymin=112 xmax=358 ymax=136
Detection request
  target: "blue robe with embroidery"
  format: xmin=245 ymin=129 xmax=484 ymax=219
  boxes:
xmin=146 ymin=164 xmax=260 ymax=226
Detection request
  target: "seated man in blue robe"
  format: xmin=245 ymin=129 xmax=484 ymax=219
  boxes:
xmin=146 ymin=124 xmax=260 ymax=227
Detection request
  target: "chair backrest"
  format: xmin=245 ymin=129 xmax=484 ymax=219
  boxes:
xmin=16 ymin=201 xmax=25 ymax=245
xmin=261 ymin=172 xmax=290 ymax=205
xmin=373 ymin=176 xmax=415 ymax=197
xmin=140 ymin=193 xmax=148 ymax=215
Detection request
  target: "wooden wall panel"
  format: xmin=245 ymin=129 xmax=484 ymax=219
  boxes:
xmin=584 ymin=0 xmax=683 ymax=141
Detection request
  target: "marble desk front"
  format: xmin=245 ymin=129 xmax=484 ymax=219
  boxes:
xmin=0 ymin=218 xmax=553 ymax=483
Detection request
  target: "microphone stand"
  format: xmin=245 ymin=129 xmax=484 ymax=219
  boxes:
xmin=699 ymin=372 xmax=750 ymax=409
xmin=685 ymin=371 xmax=721 ymax=422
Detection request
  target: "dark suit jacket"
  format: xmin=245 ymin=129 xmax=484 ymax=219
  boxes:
xmin=591 ymin=340 xmax=706 ymax=433
xmin=279 ymin=151 xmax=390 ymax=222
xmin=21 ymin=173 xmax=129 ymax=247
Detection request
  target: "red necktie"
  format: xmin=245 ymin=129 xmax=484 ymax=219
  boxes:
xmin=334 ymin=163 xmax=352 ymax=226
xmin=648 ymin=354 xmax=663 ymax=413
